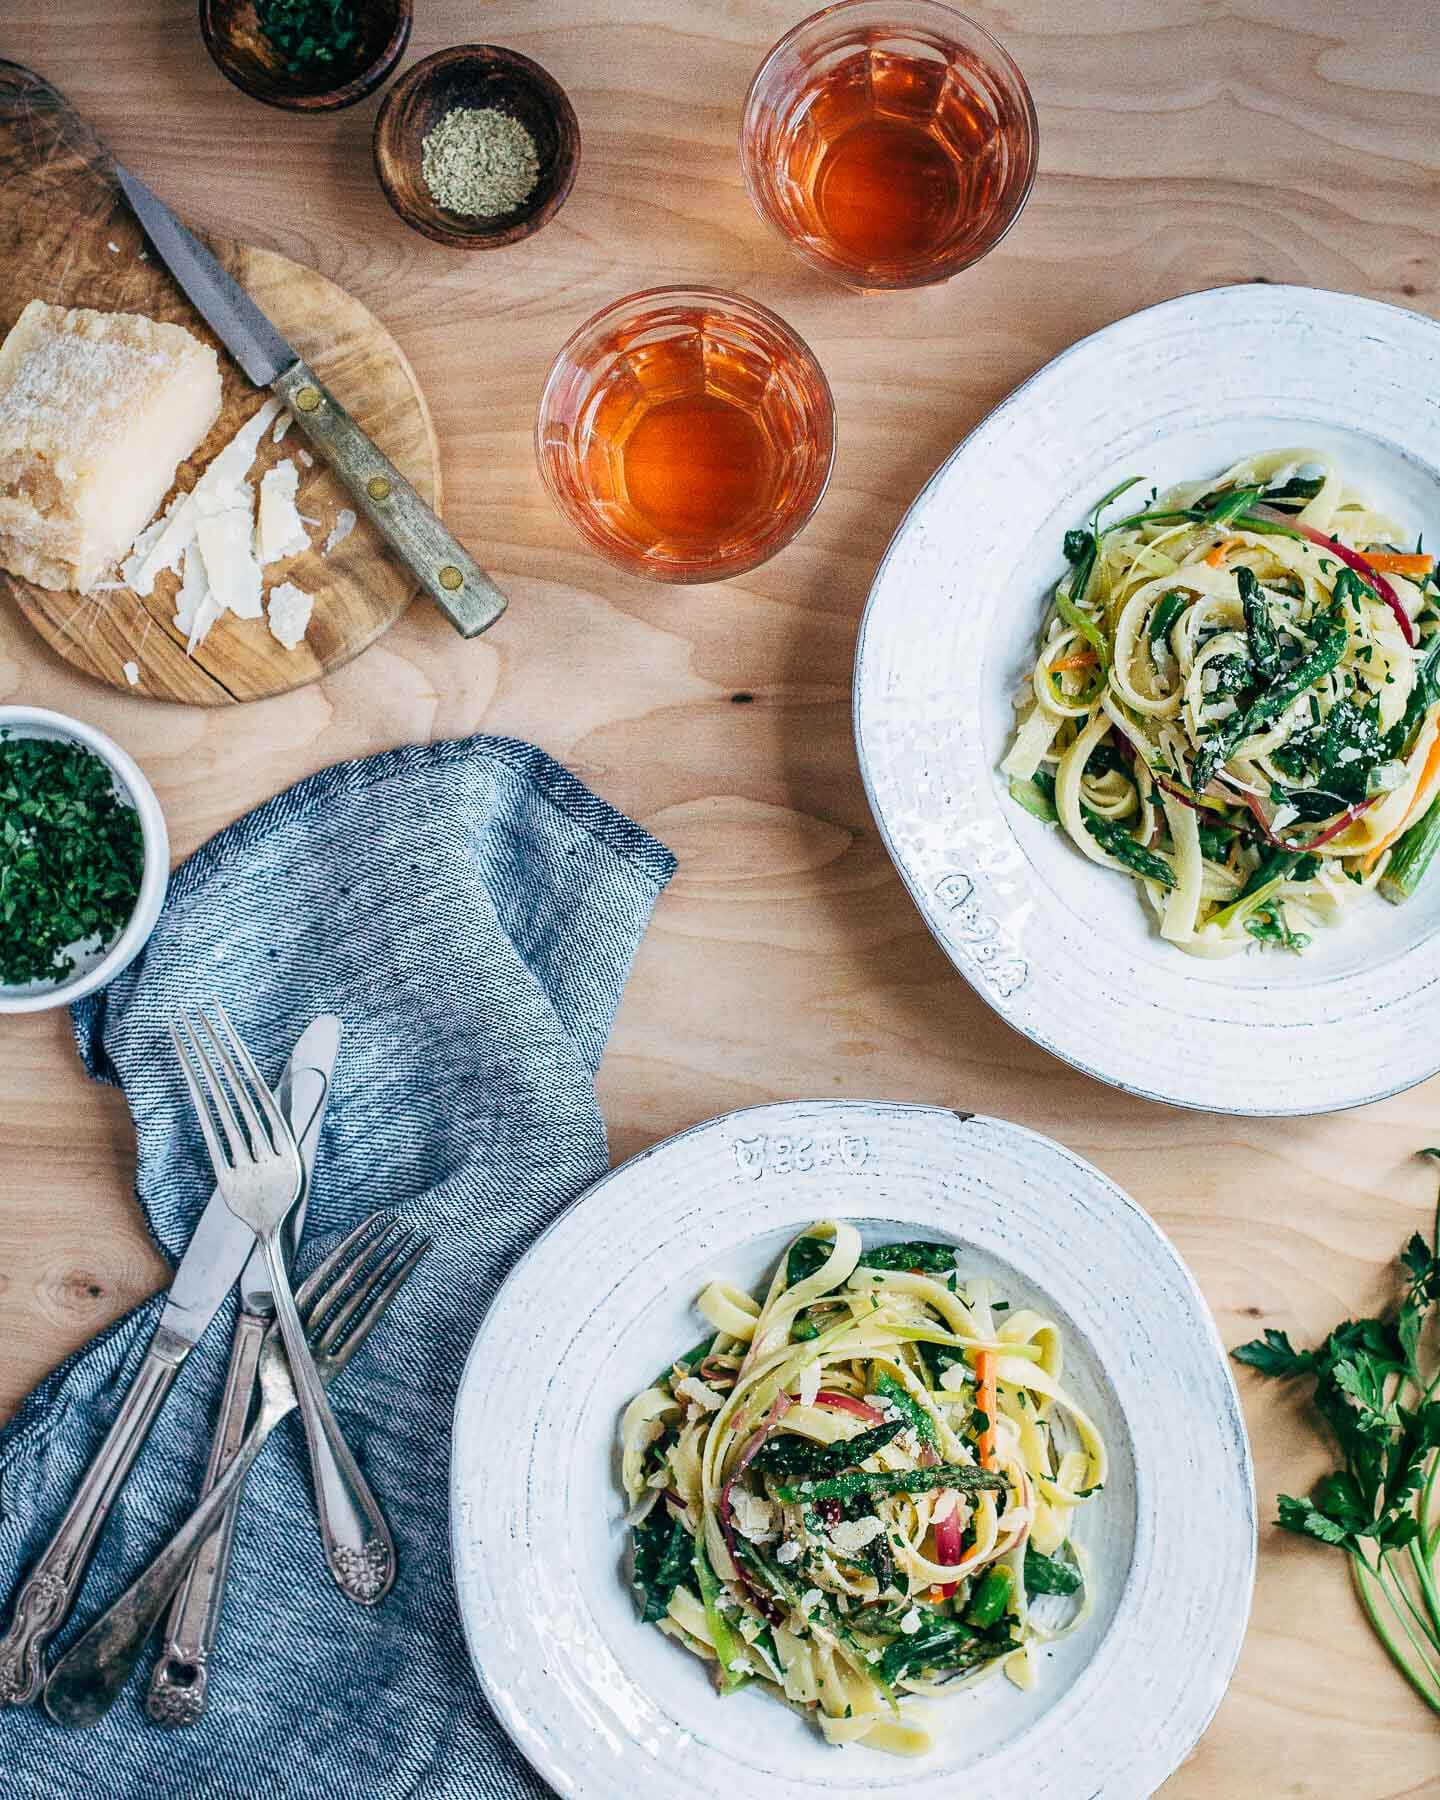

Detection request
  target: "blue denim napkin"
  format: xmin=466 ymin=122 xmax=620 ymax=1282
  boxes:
xmin=0 ymin=735 xmax=675 ymax=1798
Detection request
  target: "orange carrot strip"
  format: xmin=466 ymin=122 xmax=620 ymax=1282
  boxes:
xmin=1204 ymin=536 xmax=1245 ymax=568
xmin=1365 ymin=551 xmax=1433 ymax=578
xmin=1362 ymin=734 xmax=1440 ymax=873
xmin=1048 ymin=650 xmax=1098 ymax=672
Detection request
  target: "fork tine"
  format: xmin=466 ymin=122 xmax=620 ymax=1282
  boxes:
xmin=294 ymin=1211 xmax=400 ymax=1314
xmin=212 ymin=1001 xmax=295 ymax=1158
xmin=301 ymin=1220 xmax=409 ymax=1337
xmin=196 ymin=1006 xmax=271 ymax=1160
xmin=310 ymin=1231 xmax=418 ymax=1357
xmin=324 ymin=1238 xmax=430 ymax=1373
xmin=171 ymin=1015 xmax=243 ymax=1173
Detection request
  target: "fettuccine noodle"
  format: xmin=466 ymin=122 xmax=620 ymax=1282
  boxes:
xmin=620 ymin=1223 xmax=1103 ymax=1755
xmin=1002 ymin=451 xmax=1440 ymax=954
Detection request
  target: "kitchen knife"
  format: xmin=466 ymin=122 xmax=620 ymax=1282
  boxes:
xmin=147 ymin=1016 xmax=339 ymax=1726
xmin=113 ymin=162 xmax=506 ymax=641
xmin=0 ymin=1018 xmax=337 ymax=1707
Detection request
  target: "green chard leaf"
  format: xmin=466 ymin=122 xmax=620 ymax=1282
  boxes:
xmin=1023 ymin=1545 xmax=1083 ymax=1596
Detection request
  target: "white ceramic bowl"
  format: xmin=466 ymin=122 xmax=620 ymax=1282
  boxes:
xmin=854 ymin=284 xmax=1440 ymax=1114
xmin=451 ymin=1101 xmax=1255 ymax=1800
xmin=0 ymin=706 xmax=169 ymax=1014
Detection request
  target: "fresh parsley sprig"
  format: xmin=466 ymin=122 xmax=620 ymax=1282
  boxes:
xmin=1234 ymin=1162 xmax=1440 ymax=1713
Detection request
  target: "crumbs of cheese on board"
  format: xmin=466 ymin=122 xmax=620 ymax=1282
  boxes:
xmin=323 ymin=509 xmax=356 ymax=555
xmin=267 ymin=581 xmax=313 ymax=651
xmin=272 ymin=411 xmax=294 ymax=443
xmin=122 ymin=660 xmax=139 ymax=685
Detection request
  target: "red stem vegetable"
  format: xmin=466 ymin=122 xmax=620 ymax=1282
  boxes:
xmin=718 ymin=1393 xmax=793 ymax=1624
xmin=1253 ymin=506 xmax=1415 ymax=646
xmin=815 ymin=1390 xmax=885 ymax=1425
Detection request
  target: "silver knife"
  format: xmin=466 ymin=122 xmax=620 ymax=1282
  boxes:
xmin=0 ymin=1029 xmax=311 ymax=1707
xmin=147 ymin=1016 xmax=340 ymax=1727
xmin=113 ymin=162 xmax=506 ymax=642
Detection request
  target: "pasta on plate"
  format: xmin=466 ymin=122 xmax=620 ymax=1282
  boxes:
xmin=620 ymin=1222 xmax=1104 ymax=1756
xmin=1001 ymin=450 xmax=1440 ymax=955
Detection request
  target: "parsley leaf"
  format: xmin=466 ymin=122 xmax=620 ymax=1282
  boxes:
xmin=1232 ymin=1167 xmax=1440 ymax=1713
xmin=1232 ymin=1327 xmax=1314 ymax=1377
xmin=0 ymin=734 xmax=145 ymax=986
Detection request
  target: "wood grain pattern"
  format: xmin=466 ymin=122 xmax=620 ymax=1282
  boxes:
xmin=3 ymin=3 xmax=1440 ymax=1794
xmin=0 ymin=62 xmax=440 ymax=703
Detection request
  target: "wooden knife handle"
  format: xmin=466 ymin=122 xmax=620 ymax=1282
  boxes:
xmin=272 ymin=358 xmax=506 ymax=641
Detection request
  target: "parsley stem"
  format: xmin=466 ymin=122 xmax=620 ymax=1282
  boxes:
xmin=1353 ymin=1556 xmax=1440 ymax=1713
xmin=1387 ymin=1547 xmax=1439 ymax=1646
xmin=1408 ymin=1538 xmax=1440 ymax=1642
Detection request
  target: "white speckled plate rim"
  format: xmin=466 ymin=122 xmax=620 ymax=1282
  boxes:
xmin=450 ymin=1100 xmax=1255 ymax=1800
xmin=853 ymin=283 xmax=1440 ymax=1115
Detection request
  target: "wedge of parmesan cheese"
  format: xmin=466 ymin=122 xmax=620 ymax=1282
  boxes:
xmin=0 ymin=300 xmax=221 ymax=593
xmin=255 ymin=459 xmax=309 ymax=565
xmin=267 ymin=581 xmax=313 ymax=651
xmin=127 ymin=397 xmax=281 ymax=595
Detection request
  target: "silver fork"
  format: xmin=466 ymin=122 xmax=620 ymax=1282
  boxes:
xmin=171 ymin=1004 xmax=396 ymax=1606
xmin=41 ymin=1212 xmax=429 ymax=1730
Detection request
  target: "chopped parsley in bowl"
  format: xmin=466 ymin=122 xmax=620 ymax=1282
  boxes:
xmin=0 ymin=709 xmax=168 ymax=1012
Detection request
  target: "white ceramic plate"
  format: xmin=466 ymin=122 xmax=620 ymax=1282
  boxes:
xmin=854 ymin=284 xmax=1440 ymax=1114
xmin=451 ymin=1100 xmax=1254 ymax=1800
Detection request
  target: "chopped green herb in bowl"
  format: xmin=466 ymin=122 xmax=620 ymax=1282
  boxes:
xmin=0 ymin=710 xmax=167 ymax=1011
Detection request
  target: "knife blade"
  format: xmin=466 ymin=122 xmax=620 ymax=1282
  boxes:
xmin=146 ymin=1016 xmax=340 ymax=1727
xmin=0 ymin=1015 xmax=340 ymax=1706
xmin=112 ymin=162 xmax=506 ymax=640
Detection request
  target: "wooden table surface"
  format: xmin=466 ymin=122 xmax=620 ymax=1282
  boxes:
xmin=4 ymin=2 xmax=1439 ymax=1792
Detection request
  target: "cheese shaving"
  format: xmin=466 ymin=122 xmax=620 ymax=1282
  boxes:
xmin=255 ymin=459 xmax=310 ymax=565
xmin=323 ymin=508 xmax=356 ymax=555
xmin=127 ymin=397 xmax=281 ymax=594
xmin=266 ymin=580 xmax=313 ymax=651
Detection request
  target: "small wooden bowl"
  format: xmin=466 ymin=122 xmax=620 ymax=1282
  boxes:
xmin=373 ymin=46 xmax=580 ymax=250
xmin=198 ymin=0 xmax=413 ymax=113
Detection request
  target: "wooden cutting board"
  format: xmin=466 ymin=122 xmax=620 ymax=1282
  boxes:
xmin=0 ymin=62 xmax=440 ymax=705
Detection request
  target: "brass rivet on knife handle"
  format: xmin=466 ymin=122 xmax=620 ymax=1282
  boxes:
xmin=272 ymin=358 xmax=505 ymax=640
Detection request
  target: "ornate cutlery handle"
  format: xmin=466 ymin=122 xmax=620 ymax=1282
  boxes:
xmin=0 ymin=1330 xmax=186 ymax=1707
xmin=147 ymin=1310 xmax=267 ymax=1727
xmin=262 ymin=1233 xmax=395 ymax=1605
xmin=43 ymin=1402 xmax=271 ymax=1729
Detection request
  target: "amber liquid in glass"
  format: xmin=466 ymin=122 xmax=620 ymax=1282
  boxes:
xmin=777 ymin=49 xmax=1024 ymax=282
xmin=578 ymin=310 xmax=805 ymax=557
xmin=595 ymin=370 xmax=779 ymax=549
